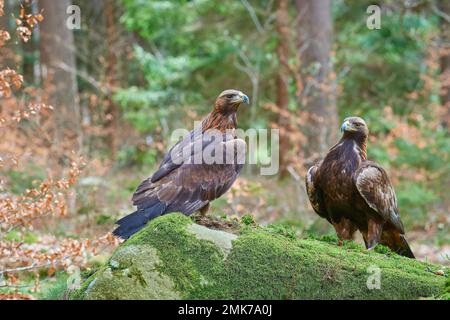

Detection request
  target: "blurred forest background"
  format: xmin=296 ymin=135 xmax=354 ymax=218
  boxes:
xmin=0 ymin=0 xmax=449 ymax=299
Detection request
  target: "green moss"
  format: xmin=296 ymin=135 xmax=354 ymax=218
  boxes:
xmin=218 ymin=230 xmax=443 ymax=299
xmin=68 ymin=273 xmax=96 ymax=300
xmin=69 ymin=213 xmax=446 ymax=300
xmin=266 ymin=223 xmax=297 ymax=240
xmin=310 ymin=233 xmax=340 ymax=244
xmin=440 ymin=278 xmax=450 ymax=300
xmin=240 ymin=214 xmax=256 ymax=226
xmin=374 ymin=244 xmax=394 ymax=255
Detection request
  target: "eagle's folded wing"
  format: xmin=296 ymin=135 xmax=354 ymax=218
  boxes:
xmin=150 ymin=125 xmax=215 ymax=183
xmin=305 ymin=161 xmax=329 ymax=221
xmin=354 ymin=161 xmax=405 ymax=233
xmin=132 ymin=136 xmax=245 ymax=215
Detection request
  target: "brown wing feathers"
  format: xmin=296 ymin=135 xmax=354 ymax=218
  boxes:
xmin=354 ymin=162 xmax=405 ymax=233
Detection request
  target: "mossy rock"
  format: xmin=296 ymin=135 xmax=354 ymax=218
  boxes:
xmin=69 ymin=213 xmax=447 ymax=300
xmin=440 ymin=278 xmax=450 ymax=300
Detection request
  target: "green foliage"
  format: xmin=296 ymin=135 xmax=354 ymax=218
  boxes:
xmin=394 ymin=138 xmax=443 ymax=171
xmin=335 ymin=1 xmax=437 ymax=116
xmin=40 ymin=273 xmax=68 ymax=300
xmin=6 ymin=167 xmax=45 ymax=195
xmin=4 ymin=230 xmax=38 ymax=244
xmin=118 ymin=0 xmax=276 ymax=132
xmin=396 ymin=182 xmax=438 ymax=223
xmin=96 ymin=214 xmax=113 ymax=225
xmin=117 ymin=144 xmax=158 ymax=167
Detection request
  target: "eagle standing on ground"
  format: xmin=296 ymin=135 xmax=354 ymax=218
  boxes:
xmin=113 ymin=89 xmax=249 ymax=239
xmin=305 ymin=117 xmax=415 ymax=258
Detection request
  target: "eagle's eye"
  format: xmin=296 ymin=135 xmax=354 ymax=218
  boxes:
xmin=226 ymin=94 xmax=234 ymax=99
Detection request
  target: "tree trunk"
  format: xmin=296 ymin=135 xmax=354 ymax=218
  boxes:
xmin=296 ymin=0 xmax=337 ymax=163
xmin=275 ymin=0 xmax=291 ymax=177
xmin=22 ymin=0 xmax=39 ymax=85
xmin=438 ymin=0 xmax=450 ymax=129
xmin=104 ymin=0 xmax=119 ymax=159
xmin=39 ymin=0 xmax=81 ymax=149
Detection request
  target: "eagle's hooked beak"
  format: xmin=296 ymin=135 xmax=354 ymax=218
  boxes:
xmin=232 ymin=92 xmax=250 ymax=105
xmin=340 ymin=120 xmax=354 ymax=132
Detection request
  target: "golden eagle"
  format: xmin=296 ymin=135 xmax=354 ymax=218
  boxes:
xmin=305 ymin=117 xmax=415 ymax=258
xmin=113 ymin=89 xmax=249 ymax=239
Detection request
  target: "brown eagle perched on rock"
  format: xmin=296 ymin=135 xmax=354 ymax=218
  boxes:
xmin=113 ymin=89 xmax=249 ymax=239
xmin=305 ymin=117 xmax=415 ymax=258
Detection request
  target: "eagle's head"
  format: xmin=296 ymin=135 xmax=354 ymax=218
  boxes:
xmin=340 ymin=117 xmax=368 ymax=139
xmin=215 ymin=89 xmax=249 ymax=114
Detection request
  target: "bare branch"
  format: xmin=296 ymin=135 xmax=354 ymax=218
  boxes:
xmin=240 ymin=0 xmax=265 ymax=34
xmin=54 ymin=61 xmax=110 ymax=94
xmin=432 ymin=2 xmax=450 ymax=23
xmin=0 ymin=262 xmax=45 ymax=275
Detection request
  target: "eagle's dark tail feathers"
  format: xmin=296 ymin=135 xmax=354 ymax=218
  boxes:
xmin=112 ymin=202 xmax=167 ymax=240
xmin=397 ymin=234 xmax=415 ymax=259
xmin=379 ymin=229 xmax=415 ymax=259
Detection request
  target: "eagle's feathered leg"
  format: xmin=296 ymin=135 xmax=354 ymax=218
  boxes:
xmin=332 ymin=217 xmax=357 ymax=245
xmin=199 ymin=203 xmax=210 ymax=216
xmin=361 ymin=233 xmax=368 ymax=249
xmin=364 ymin=218 xmax=383 ymax=250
